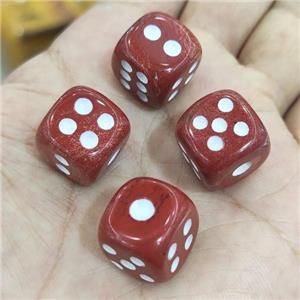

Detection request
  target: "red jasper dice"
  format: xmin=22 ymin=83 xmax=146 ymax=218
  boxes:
xmin=36 ymin=86 xmax=130 ymax=185
xmin=176 ymin=90 xmax=271 ymax=190
xmin=98 ymin=177 xmax=199 ymax=283
xmin=112 ymin=12 xmax=202 ymax=108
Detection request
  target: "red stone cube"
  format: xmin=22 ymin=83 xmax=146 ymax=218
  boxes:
xmin=98 ymin=177 xmax=199 ymax=283
xmin=36 ymin=86 xmax=130 ymax=185
xmin=112 ymin=12 xmax=202 ymax=108
xmin=176 ymin=90 xmax=271 ymax=190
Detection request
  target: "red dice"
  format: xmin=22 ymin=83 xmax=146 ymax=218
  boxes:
xmin=176 ymin=90 xmax=271 ymax=190
xmin=98 ymin=177 xmax=199 ymax=283
xmin=112 ymin=12 xmax=202 ymax=108
xmin=36 ymin=86 xmax=130 ymax=185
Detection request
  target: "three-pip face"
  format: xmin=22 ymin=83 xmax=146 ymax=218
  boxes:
xmin=36 ymin=86 xmax=130 ymax=185
xmin=176 ymin=90 xmax=271 ymax=190
xmin=112 ymin=12 xmax=202 ymax=107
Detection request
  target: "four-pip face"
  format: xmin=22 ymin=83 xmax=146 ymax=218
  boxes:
xmin=176 ymin=90 xmax=271 ymax=190
xmin=99 ymin=177 xmax=199 ymax=283
xmin=36 ymin=86 xmax=130 ymax=185
xmin=112 ymin=12 xmax=202 ymax=107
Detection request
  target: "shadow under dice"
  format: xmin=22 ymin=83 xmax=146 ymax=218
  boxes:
xmin=98 ymin=177 xmax=199 ymax=283
xmin=176 ymin=90 xmax=271 ymax=190
xmin=36 ymin=86 xmax=130 ymax=185
xmin=112 ymin=11 xmax=202 ymax=108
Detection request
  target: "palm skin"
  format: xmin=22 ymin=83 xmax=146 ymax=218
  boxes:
xmin=2 ymin=2 xmax=299 ymax=299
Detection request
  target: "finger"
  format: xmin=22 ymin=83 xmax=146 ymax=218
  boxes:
xmin=285 ymin=96 xmax=300 ymax=143
xmin=5 ymin=1 xmax=184 ymax=89
xmin=3 ymin=1 xmax=185 ymax=137
xmin=180 ymin=1 xmax=272 ymax=55
xmin=46 ymin=1 xmax=185 ymax=88
xmin=238 ymin=1 xmax=300 ymax=115
xmin=165 ymin=25 xmax=278 ymax=122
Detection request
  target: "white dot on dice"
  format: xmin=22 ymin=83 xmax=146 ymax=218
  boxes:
xmin=129 ymin=198 xmax=155 ymax=221
xmin=232 ymin=161 xmax=252 ymax=176
xmin=58 ymin=118 xmax=77 ymax=135
xmin=137 ymin=91 xmax=148 ymax=102
xmin=121 ymin=60 xmax=132 ymax=73
xmin=183 ymin=218 xmax=192 ymax=236
xmin=172 ymin=78 xmax=183 ymax=90
xmin=193 ymin=115 xmax=208 ymax=130
xmin=143 ymin=24 xmax=161 ymax=41
xmin=120 ymin=69 xmax=131 ymax=81
xmin=137 ymin=82 xmax=147 ymax=93
xmin=130 ymin=257 xmax=145 ymax=267
xmin=218 ymin=97 xmax=234 ymax=112
xmin=139 ymin=274 xmax=155 ymax=283
xmin=170 ymin=256 xmax=180 ymax=273
xmin=185 ymin=234 xmax=193 ymax=250
xmin=184 ymin=74 xmax=194 ymax=85
xmin=108 ymin=149 xmax=120 ymax=166
xmin=120 ymin=259 xmax=136 ymax=270
xmin=102 ymin=244 xmax=117 ymax=255
xmin=136 ymin=72 xmax=148 ymax=84
xmin=168 ymin=243 xmax=177 ymax=260
xmin=207 ymin=136 xmax=224 ymax=151
xmin=211 ymin=117 xmax=228 ymax=133
xmin=234 ymin=121 xmax=249 ymax=136
xmin=111 ymin=260 xmax=123 ymax=270
xmin=120 ymin=79 xmax=131 ymax=90
xmin=97 ymin=113 xmax=115 ymax=130
xmin=56 ymin=163 xmax=70 ymax=176
xmin=74 ymin=98 xmax=93 ymax=115
xmin=168 ymin=90 xmax=178 ymax=102
xmin=97 ymin=100 xmax=105 ymax=106
xmin=79 ymin=131 xmax=99 ymax=149
xmin=163 ymin=40 xmax=182 ymax=57
xmin=54 ymin=154 xmax=69 ymax=166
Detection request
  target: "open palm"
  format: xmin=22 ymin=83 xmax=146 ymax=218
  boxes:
xmin=3 ymin=2 xmax=299 ymax=298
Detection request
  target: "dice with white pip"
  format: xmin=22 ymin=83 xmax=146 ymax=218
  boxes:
xmin=112 ymin=12 xmax=202 ymax=108
xmin=36 ymin=86 xmax=130 ymax=185
xmin=176 ymin=90 xmax=271 ymax=190
xmin=99 ymin=177 xmax=199 ymax=283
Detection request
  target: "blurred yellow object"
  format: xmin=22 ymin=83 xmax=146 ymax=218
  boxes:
xmin=2 ymin=0 xmax=95 ymax=74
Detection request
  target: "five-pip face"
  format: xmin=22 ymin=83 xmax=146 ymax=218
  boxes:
xmin=176 ymin=90 xmax=271 ymax=190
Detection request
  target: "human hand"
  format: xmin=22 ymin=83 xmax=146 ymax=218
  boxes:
xmin=2 ymin=2 xmax=299 ymax=298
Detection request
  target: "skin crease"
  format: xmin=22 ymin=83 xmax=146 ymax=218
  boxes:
xmin=2 ymin=1 xmax=299 ymax=299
